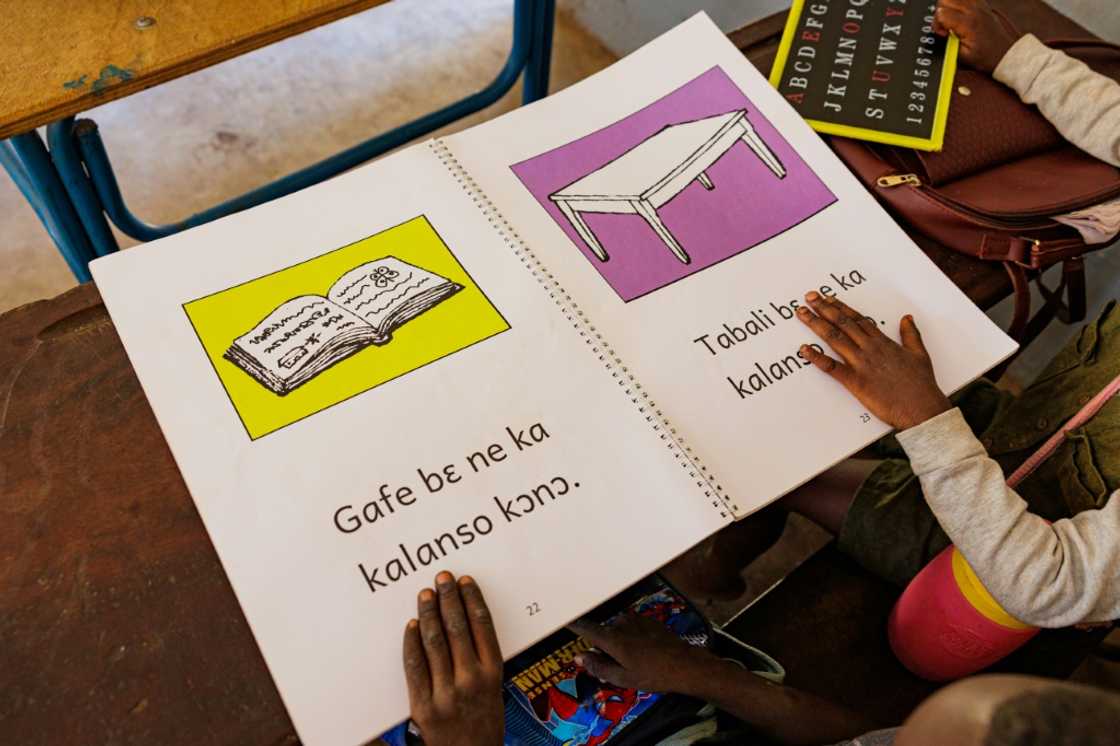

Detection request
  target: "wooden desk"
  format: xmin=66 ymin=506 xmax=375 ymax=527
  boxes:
xmin=550 ymin=110 xmax=787 ymax=264
xmin=0 ymin=1 xmax=389 ymax=140
xmin=1 ymin=1 xmax=555 ymax=285
xmin=0 ymin=2 xmax=1102 ymax=743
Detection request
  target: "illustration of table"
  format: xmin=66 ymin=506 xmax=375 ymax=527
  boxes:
xmin=548 ymin=110 xmax=786 ymax=265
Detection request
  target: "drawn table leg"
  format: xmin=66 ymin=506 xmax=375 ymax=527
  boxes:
xmin=739 ymin=123 xmax=787 ymax=179
xmin=555 ymin=199 xmax=609 ymax=261
xmin=631 ymin=198 xmax=690 ymax=265
xmin=696 ymin=171 xmax=714 ymax=190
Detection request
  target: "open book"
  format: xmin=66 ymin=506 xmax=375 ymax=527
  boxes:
xmin=224 ymin=257 xmax=462 ymax=395
xmin=91 ymin=14 xmax=1017 ymax=746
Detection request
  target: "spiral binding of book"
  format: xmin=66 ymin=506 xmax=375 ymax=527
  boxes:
xmin=429 ymin=138 xmax=738 ymax=519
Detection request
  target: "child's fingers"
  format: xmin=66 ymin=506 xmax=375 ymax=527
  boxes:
xmin=402 ymin=619 xmax=433 ymax=710
xmin=805 ymin=292 xmax=874 ymax=345
xmin=934 ymin=5 xmax=968 ymax=35
xmin=899 ymin=315 xmax=929 ymax=357
xmin=434 ymin=571 xmax=477 ymax=673
xmin=938 ymin=0 xmax=970 ymax=12
xmin=417 ymin=588 xmax=453 ymax=688
xmin=459 ymin=576 xmax=502 ymax=671
xmin=797 ymin=305 xmax=860 ymax=362
xmin=574 ymin=651 xmax=629 ymax=687
xmin=823 ymin=295 xmax=884 ymax=341
xmin=568 ymin=619 xmax=621 ymax=656
xmin=800 ymin=345 xmax=854 ymax=387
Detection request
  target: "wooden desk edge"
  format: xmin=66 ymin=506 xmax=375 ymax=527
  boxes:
xmin=0 ymin=0 xmax=390 ymax=140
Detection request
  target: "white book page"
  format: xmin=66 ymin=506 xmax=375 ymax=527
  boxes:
xmin=91 ymin=145 xmax=726 ymax=746
xmin=445 ymin=13 xmax=1017 ymax=519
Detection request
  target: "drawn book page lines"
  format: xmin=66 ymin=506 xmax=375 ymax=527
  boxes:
xmin=226 ymin=256 xmax=462 ymax=396
xmin=327 ymin=257 xmax=463 ymax=334
xmin=224 ymin=295 xmax=374 ymax=395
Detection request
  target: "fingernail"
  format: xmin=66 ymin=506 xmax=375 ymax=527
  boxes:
xmin=799 ymin=344 xmax=809 ymax=353
xmin=459 ymin=575 xmax=475 ymax=586
xmin=419 ymin=588 xmax=435 ymax=602
xmin=904 ymin=314 xmax=914 ymax=323
xmin=436 ymin=571 xmax=453 ymax=586
xmin=806 ymin=291 xmax=820 ymax=302
xmin=407 ymin=619 xmax=418 ymax=629
xmin=797 ymin=306 xmax=811 ymax=317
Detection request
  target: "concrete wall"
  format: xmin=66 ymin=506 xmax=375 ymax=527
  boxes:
xmin=561 ymin=0 xmax=787 ymax=56
xmin=563 ymin=0 xmax=1120 ymax=56
xmin=1050 ymin=0 xmax=1120 ymax=40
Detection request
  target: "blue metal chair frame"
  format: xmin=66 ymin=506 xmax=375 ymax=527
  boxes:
xmin=2 ymin=0 xmax=555 ymax=283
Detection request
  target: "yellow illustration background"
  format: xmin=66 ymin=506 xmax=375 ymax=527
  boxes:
xmin=184 ymin=216 xmax=509 ymax=439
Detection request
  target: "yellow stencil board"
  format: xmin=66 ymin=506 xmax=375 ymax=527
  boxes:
xmin=769 ymin=0 xmax=959 ymax=152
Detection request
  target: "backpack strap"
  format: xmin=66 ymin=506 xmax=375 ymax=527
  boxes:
xmin=1006 ymin=370 xmax=1120 ymax=488
xmin=979 ymin=236 xmax=1090 ymax=267
xmin=998 ymin=257 xmax=1086 ymax=344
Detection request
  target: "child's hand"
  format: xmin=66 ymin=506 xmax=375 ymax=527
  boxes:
xmin=796 ymin=293 xmax=952 ymax=432
xmin=934 ymin=0 xmax=1020 ymax=73
xmin=402 ymin=572 xmax=504 ymax=746
xmin=568 ymin=615 xmax=716 ymax=694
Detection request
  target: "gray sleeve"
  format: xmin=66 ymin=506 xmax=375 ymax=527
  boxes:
xmin=994 ymin=33 xmax=1120 ymax=168
xmin=897 ymin=408 xmax=1120 ymax=627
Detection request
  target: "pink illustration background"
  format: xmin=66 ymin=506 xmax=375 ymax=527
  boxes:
xmin=511 ymin=66 xmax=837 ymax=301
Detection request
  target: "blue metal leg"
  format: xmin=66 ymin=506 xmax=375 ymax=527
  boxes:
xmin=523 ymin=0 xmax=556 ymax=103
xmin=48 ymin=117 xmax=120 ymax=258
xmin=18 ymin=0 xmax=556 ymax=281
xmin=77 ymin=0 xmax=556 ymax=245
xmin=0 ymin=131 xmax=96 ymax=282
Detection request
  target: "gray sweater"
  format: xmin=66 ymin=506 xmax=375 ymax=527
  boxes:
xmin=897 ymin=409 xmax=1120 ymax=627
xmin=994 ymin=33 xmax=1120 ymax=168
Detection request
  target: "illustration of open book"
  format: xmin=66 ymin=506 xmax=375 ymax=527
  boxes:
xmin=224 ymin=257 xmax=462 ymax=395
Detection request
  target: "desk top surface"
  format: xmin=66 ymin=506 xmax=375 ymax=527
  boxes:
xmin=551 ymin=111 xmax=745 ymax=200
xmin=0 ymin=2 xmax=1093 ymax=744
xmin=0 ymin=0 xmax=388 ymax=140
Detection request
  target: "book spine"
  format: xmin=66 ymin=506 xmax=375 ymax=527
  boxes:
xmin=429 ymin=139 xmax=739 ymax=520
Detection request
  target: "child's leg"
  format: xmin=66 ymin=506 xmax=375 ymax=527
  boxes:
xmin=780 ymin=459 xmax=880 ymax=534
xmin=663 ymin=460 xmax=876 ymax=599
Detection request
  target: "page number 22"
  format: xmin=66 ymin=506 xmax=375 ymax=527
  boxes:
xmin=526 ymin=601 xmax=541 ymax=616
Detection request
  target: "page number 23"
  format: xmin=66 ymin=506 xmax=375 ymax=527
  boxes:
xmin=526 ymin=601 xmax=541 ymax=616
xmin=860 ymin=413 xmax=872 ymax=423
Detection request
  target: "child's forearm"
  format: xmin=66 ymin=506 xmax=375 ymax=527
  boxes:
xmin=994 ymin=34 xmax=1120 ymax=168
xmin=897 ymin=408 xmax=1120 ymax=627
xmin=680 ymin=658 xmax=877 ymax=745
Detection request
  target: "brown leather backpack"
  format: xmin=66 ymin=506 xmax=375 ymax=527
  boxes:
xmin=830 ymin=38 xmax=1120 ymax=343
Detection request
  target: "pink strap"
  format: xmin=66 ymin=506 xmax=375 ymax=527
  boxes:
xmin=1006 ymin=372 xmax=1120 ymax=488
